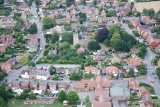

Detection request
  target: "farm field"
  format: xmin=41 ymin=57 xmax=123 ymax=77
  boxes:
xmin=135 ymin=1 xmax=160 ymax=12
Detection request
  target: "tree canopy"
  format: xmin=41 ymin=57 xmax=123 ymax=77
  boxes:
xmin=96 ymin=28 xmax=109 ymax=43
xmin=28 ymin=23 xmax=37 ymax=34
xmin=42 ymin=17 xmax=56 ymax=29
xmin=66 ymin=0 xmax=74 ymax=7
xmin=67 ymin=91 xmax=79 ymax=104
xmin=88 ymin=41 xmax=101 ymax=51
xmin=58 ymin=90 xmax=67 ymax=102
xmin=0 ymin=0 xmax=4 ymax=4
xmin=62 ymin=32 xmax=73 ymax=44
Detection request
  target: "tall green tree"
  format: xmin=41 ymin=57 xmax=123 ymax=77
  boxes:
xmin=51 ymin=32 xmax=59 ymax=43
xmin=42 ymin=17 xmax=56 ymax=29
xmin=62 ymin=32 xmax=73 ymax=44
xmin=156 ymin=67 xmax=160 ymax=79
xmin=67 ymin=91 xmax=79 ymax=104
xmin=0 ymin=0 xmax=4 ymax=4
xmin=28 ymin=23 xmax=37 ymax=34
xmin=0 ymin=97 xmax=5 ymax=107
xmin=58 ymin=90 xmax=67 ymax=102
xmin=82 ymin=0 xmax=86 ymax=5
xmin=88 ymin=41 xmax=101 ymax=51
xmin=111 ymin=31 xmax=121 ymax=50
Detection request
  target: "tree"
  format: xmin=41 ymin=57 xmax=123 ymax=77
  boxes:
xmin=93 ymin=0 xmax=97 ymax=5
xmin=28 ymin=23 xmax=37 ymax=34
xmin=111 ymin=31 xmax=121 ymax=50
xmin=137 ymin=65 xmax=147 ymax=75
xmin=111 ymin=57 xmax=120 ymax=64
xmin=82 ymin=0 xmax=86 ymax=5
xmin=58 ymin=90 xmax=67 ymax=102
xmin=51 ymin=32 xmax=59 ymax=43
xmin=79 ymin=12 xmax=87 ymax=22
xmin=69 ymin=73 xmax=82 ymax=80
xmin=0 ymin=72 xmax=4 ymax=81
xmin=28 ymin=62 xmax=35 ymax=67
xmin=0 ymin=0 xmax=4 ymax=4
xmin=156 ymin=67 xmax=160 ymax=79
xmin=53 ymin=75 xmax=60 ymax=80
xmin=67 ymin=90 xmax=79 ymax=104
xmin=96 ymin=28 xmax=109 ymax=43
xmin=84 ymin=71 xmax=93 ymax=79
xmin=42 ymin=17 xmax=56 ymax=29
xmin=66 ymin=0 xmax=74 ymax=7
xmin=29 ymin=93 xmax=36 ymax=100
xmin=88 ymin=41 xmax=101 ymax=51
xmin=85 ymin=95 xmax=90 ymax=103
xmin=62 ymin=32 xmax=73 ymax=44
xmin=49 ymin=65 xmax=56 ymax=75
xmin=20 ymin=56 xmax=28 ymax=63
xmin=0 ymin=97 xmax=5 ymax=107
xmin=35 ymin=0 xmax=41 ymax=5
xmin=128 ymin=69 xmax=135 ymax=77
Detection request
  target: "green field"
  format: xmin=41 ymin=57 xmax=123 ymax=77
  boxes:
xmin=8 ymin=100 xmax=76 ymax=107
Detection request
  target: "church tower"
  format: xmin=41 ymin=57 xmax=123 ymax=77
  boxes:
xmin=73 ymin=31 xmax=79 ymax=46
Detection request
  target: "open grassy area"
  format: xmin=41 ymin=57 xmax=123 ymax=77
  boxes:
xmin=135 ymin=1 xmax=160 ymax=12
xmin=8 ymin=100 xmax=80 ymax=107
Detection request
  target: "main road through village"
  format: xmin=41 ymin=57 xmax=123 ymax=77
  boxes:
xmin=3 ymin=2 xmax=46 ymax=82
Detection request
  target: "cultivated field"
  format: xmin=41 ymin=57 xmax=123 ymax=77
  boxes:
xmin=135 ymin=1 xmax=160 ymax=12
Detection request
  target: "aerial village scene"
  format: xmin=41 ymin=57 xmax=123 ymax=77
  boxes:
xmin=0 ymin=0 xmax=160 ymax=107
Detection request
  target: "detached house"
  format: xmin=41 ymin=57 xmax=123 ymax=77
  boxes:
xmin=103 ymin=66 xmax=121 ymax=77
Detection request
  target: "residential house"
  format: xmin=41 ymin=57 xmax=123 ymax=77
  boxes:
xmin=85 ymin=66 xmax=97 ymax=74
xmin=21 ymin=70 xmax=30 ymax=78
xmin=158 ymin=59 xmax=160 ymax=67
xmin=0 ymin=44 xmax=6 ymax=52
xmin=39 ymin=81 xmax=48 ymax=91
xmin=128 ymin=79 xmax=139 ymax=91
xmin=76 ymin=47 xmax=85 ymax=54
xmin=139 ymin=87 xmax=149 ymax=97
xmin=58 ymin=82 xmax=69 ymax=91
xmin=1 ymin=62 xmax=12 ymax=73
xmin=127 ymin=56 xmax=142 ymax=67
xmin=52 ymin=25 xmax=65 ymax=34
xmin=8 ymin=80 xmax=20 ymax=89
xmin=48 ymin=81 xmax=58 ymax=91
xmin=1 ymin=57 xmax=16 ymax=73
xmin=25 ymin=34 xmax=38 ymax=52
xmin=20 ymin=80 xmax=29 ymax=89
xmin=75 ymin=82 xmax=86 ymax=92
xmin=104 ymin=66 xmax=121 ymax=77
xmin=141 ymin=94 xmax=153 ymax=107
xmin=110 ymin=84 xmax=130 ymax=101
xmin=155 ymin=45 xmax=160 ymax=53
xmin=30 ymin=81 xmax=39 ymax=90
xmin=95 ymin=89 xmax=111 ymax=101
xmin=33 ymin=70 xmax=50 ymax=80
xmin=92 ymin=99 xmax=112 ymax=107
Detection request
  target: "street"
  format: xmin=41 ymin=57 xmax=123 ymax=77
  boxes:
xmin=30 ymin=2 xmax=46 ymax=63
xmin=121 ymin=21 xmax=160 ymax=99
xmin=3 ymin=2 xmax=46 ymax=83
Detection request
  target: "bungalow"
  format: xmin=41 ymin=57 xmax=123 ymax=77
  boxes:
xmin=104 ymin=66 xmax=121 ymax=77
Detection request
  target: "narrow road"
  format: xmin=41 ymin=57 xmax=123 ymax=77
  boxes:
xmin=3 ymin=2 xmax=46 ymax=83
xmin=121 ymin=21 xmax=160 ymax=99
xmin=30 ymin=2 xmax=46 ymax=62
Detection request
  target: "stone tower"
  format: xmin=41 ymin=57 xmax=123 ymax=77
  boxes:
xmin=73 ymin=31 xmax=79 ymax=46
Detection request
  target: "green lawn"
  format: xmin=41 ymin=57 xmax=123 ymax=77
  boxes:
xmin=8 ymin=100 xmax=80 ymax=107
